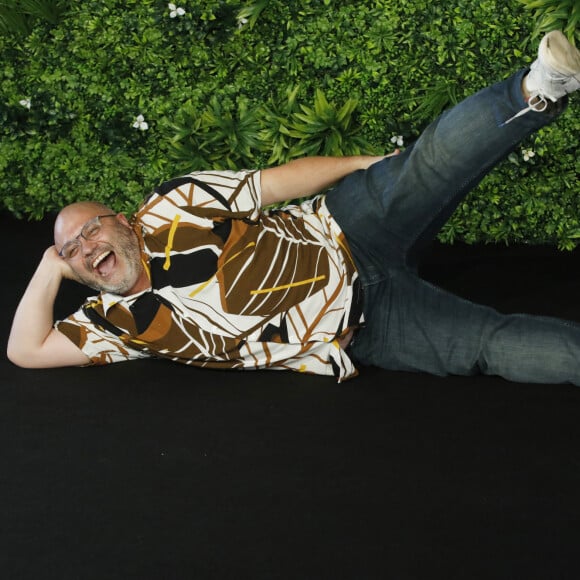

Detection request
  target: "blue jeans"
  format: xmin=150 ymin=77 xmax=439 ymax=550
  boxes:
xmin=326 ymin=70 xmax=580 ymax=385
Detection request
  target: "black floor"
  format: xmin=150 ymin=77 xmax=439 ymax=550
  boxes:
xmin=2 ymin=211 xmax=580 ymax=579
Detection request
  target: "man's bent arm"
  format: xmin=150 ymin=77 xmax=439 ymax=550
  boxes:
xmin=7 ymin=247 xmax=91 ymax=369
xmin=260 ymin=155 xmax=389 ymax=206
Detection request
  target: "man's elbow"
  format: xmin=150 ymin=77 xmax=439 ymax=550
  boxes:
xmin=7 ymin=338 xmax=91 ymax=368
xmin=6 ymin=340 xmax=58 ymax=369
xmin=7 ymin=350 xmax=31 ymax=368
xmin=7 ymin=345 xmax=41 ymax=369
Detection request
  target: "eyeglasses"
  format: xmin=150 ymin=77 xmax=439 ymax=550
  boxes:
xmin=58 ymin=214 xmax=117 ymax=260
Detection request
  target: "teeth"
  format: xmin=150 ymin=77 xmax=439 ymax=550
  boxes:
xmin=92 ymin=251 xmax=112 ymax=270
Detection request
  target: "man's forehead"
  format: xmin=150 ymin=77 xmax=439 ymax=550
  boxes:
xmin=54 ymin=203 xmax=112 ymax=244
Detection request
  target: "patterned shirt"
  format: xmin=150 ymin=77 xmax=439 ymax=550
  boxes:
xmin=55 ymin=170 xmax=364 ymax=381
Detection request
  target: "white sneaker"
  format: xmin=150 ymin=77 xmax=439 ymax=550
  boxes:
xmin=526 ymin=30 xmax=580 ymax=102
xmin=502 ymin=31 xmax=580 ymax=125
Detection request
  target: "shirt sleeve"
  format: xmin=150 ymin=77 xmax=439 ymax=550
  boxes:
xmin=137 ymin=169 xmax=263 ymax=225
xmin=189 ymin=169 xmax=262 ymax=216
xmin=55 ymin=309 xmax=150 ymax=366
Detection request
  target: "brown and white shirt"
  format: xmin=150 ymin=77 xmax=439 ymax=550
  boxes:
xmin=56 ymin=170 xmax=364 ymax=381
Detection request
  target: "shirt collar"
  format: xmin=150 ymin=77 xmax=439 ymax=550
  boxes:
xmin=99 ymin=288 xmax=150 ymax=315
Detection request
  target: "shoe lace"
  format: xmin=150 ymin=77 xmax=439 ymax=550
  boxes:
xmin=501 ymin=94 xmax=549 ymax=126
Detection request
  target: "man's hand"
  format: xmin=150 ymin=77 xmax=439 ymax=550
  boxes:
xmin=358 ymin=150 xmax=401 ymax=169
xmin=43 ymin=245 xmax=77 ymax=281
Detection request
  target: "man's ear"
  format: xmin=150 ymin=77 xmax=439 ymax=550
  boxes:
xmin=116 ymin=213 xmax=132 ymax=228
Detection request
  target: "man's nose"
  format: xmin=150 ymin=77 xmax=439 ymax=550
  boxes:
xmin=81 ymin=237 xmax=100 ymax=255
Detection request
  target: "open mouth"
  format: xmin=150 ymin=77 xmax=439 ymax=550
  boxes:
xmin=92 ymin=250 xmax=116 ymax=277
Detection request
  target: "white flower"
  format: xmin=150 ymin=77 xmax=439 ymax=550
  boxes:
xmin=522 ymin=148 xmax=535 ymax=162
xmin=390 ymin=135 xmax=404 ymax=147
xmin=168 ymin=3 xmax=185 ymax=17
xmin=133 ymin=114 xmax=149 ymax=131
xmin=237 ymin=16 xmax=249 ymax=29
xmin=19 ymin=98 xmax=32 ymax=109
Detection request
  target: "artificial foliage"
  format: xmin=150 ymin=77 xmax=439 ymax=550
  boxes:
xmin=1 ymin=0 xmax=579 ymax=247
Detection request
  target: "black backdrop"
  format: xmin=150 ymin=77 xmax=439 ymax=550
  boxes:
xmin=2 ymin=211 xmax=580 ymax=579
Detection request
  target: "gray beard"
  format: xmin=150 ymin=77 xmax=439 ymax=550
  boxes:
xmin=73 ymin=228 xmax=143 ymax=295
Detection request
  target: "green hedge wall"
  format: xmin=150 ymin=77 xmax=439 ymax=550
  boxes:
xmin=1 ymin=0 xmax=579 ymax=247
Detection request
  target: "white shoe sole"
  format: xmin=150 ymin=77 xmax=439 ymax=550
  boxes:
xmin=539 ymin=30 xmax=580 ymax=77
